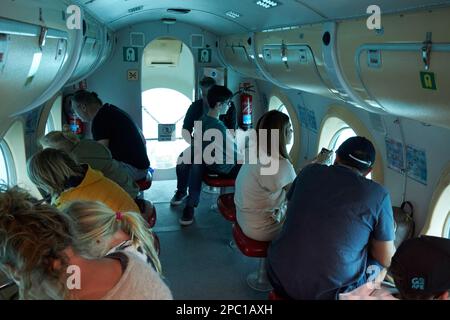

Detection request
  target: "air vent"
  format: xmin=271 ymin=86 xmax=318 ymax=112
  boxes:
xmin=128 ymin=5 xmax=144 ymax=13
xmin=130 ymin=32 xmax=145 ymax=47
xmin=144 ymin=39 xmax=183 ymax=67
xmin=167 ymin=8 xmax=191 ymax=14
xmin=191 ymin=34 xmax=204 ymax=48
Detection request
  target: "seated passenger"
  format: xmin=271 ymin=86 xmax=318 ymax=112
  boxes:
xmin=171 ymin=76 xmax=216 ymax=206
xmin=27 ymin=148 xmax=139 ymax=213
xmin=71 ymin=90 xmax=150 ymax=181
xmin=40 ymin=131 xmax=139 ymax=199
xmin=62 ymin=201 xmax=161 ymax=273
xmin=267 ymin=136 xmax=396 ymax=299
xmin=0 ymin=185 xmax=172 ymax=300
xmin=340 ymin=235 xmax=450 ymax=300
xmin=234 ymin=110 xmax=296 ymax=241
xmin=179 ymin=85 xmax=240 ymax=226
xmin=201 ymin=85 xmax=241 ymax=178
xmin=171 ymin=77 xmax=237 ymax=206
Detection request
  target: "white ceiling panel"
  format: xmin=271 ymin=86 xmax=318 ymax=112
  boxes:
xmin=297 ymin=0 xmax=450 ymax=20
xmin=74 ymin=0 xmax=325 ymax=34
xmin=74 ymin=0 xmax=450 ymax=35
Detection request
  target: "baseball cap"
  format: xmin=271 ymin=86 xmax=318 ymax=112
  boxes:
xmin=336 ymin=136 xmax=376 ymax=170
xmin=390 ymin=235 xmax=450 ymax=295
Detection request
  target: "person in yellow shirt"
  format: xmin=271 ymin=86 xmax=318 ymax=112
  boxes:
xmin=27 ymin=148 xmax=139 ymax=213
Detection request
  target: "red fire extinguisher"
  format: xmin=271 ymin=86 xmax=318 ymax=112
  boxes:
xmin=240 ymin=82 xmax=253 ymax=129
xmin=67 ymin=114 xmax=84 ymax=138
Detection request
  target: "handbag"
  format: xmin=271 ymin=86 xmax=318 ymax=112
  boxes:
xmin=393 ymin=201 xmax=415 ymax=248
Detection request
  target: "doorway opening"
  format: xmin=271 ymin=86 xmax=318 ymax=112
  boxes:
xmin=141 ymin=37 xmax=195 ymax=180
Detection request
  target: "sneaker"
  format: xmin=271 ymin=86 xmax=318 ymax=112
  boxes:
xmin=179 ymin=206 xmax=195 ymax=226
xmin=170 ymin=190 xmax=187 ymax=206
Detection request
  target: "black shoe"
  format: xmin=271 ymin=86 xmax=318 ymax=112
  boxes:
xmin=179 ymin=206 xmax=195 ymax=226
xmin=170 ymin=190 xmax=187 ymax=206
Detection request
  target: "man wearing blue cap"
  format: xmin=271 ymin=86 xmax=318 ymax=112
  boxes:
xmin=267 ymin=136 xmax=396 ymax=299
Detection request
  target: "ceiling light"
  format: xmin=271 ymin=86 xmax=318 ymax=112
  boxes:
xmin=256 ymin=0 xmax=280 ymax=9
xmin=225 ymin=11 xmax=241 ymax=19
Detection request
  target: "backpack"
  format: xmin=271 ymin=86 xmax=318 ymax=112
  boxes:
xmin=393 ymin=201 xmax=415 ymax=248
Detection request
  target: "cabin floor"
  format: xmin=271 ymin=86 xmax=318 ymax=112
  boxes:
xmin=147 ymin=180 xmax=268 ymax=300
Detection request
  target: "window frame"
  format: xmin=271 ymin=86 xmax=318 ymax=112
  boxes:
xmin=39 ymin=93 xmax=63 ymax=138
xmin=317 ymin=106 xmax=384 ymax=184
xmin=0 ymin=139 xmax=16 ymax=186
xmin=444 ymin=213 xmax=450 ymax=239
xmin=267 ymin=90 xmax=301 ymax=169
xmin=45 ymin=112 xmax=55 ymax=135
xmin=422 ymin=161 xmax=450 ymax=238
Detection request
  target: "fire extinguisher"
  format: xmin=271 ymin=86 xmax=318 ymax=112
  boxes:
xmin=240 ymin=82 xmax=253 ymax=130
xmin=67 ymin=113 xmax=84 ymax=138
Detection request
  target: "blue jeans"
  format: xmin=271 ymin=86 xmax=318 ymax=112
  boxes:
xmin=176 ymin=147 xmax=195 ymax=194
xmin=185 ymin=163 xmax=205 ymax=207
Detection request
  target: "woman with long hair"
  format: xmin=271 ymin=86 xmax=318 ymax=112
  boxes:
xmin=40 ymin=131 xmax=139 ymax=199
xmin=234 ymin=110 xmax=296 ymax=241
xmin=0 ymin=185 xmax=172 ymax=300
xmin=62 ymin=201 xmax=161 ymax=274
xmin=27 ymin=148 xmax=139 ymax=213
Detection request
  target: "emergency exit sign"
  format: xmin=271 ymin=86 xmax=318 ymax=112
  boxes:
xmin=420 ymin=72 xmax=437 ymax=90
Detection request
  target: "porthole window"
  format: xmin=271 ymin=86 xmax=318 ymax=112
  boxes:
xmin=41 ymin=94 xmax=63 ymax=136
xmin=445 ymin=213 xmax=450 ymax=239
xmin=317 ymin=107 xmax=383 ymax=181
xmin=0 ymin=140 xmax=16 ymax=186
xmin=269 ymin=96 xmax=294 ymax=153
xmin=425 ymin=181 xmax=450 ymax=238
xmin=45 ymin=112 xmax=55 ymax=135
xmin=328 ymin=126 xmax=357 ymax=164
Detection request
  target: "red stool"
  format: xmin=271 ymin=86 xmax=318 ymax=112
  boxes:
xmin=136 ymin=173 xmax=152 ymax=191
xmin=217 ymin=193 xmax=236 ymax=222
xmin=203 ymin=173 xmax=236 ymax=188
xmin=268 ymin=290 xmax=285 ymax=300
xmin=232 ymin=223 xmax=272 ymax=292
xmin=203 ymin=173 xmax=235 ymax=210
xmin=153 ymin=232 xmax=161 ymax=256
xmin=135 ymin=172 xmax=153 ymax=201
xmin=135 ymin=199 xmax=157 ymax=228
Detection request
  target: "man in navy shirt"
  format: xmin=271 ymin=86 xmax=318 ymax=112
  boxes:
xmin=267 ymin=136 xmax=396 ymax=299
xmin=72 ymin=90 xmax=150 ymax=181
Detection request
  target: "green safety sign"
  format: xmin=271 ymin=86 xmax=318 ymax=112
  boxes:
xmin=198 ymin=48 xmax=211 ymax=63
xmin=123 ymin=47 xmax=138 ymax=62
xmin=420 ymin=72 xmax=437 ymax=90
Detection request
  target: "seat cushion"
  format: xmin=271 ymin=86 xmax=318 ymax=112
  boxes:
xmin=232 ymin=223 xmax=270 ymax=258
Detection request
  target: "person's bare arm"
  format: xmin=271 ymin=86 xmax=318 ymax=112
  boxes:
xmin=370 ymin=239 xmax=396 ymax=268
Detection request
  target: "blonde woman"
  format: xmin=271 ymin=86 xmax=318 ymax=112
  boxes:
xmin=62 ymin=201 xmax=161 ymax=274
xmin=27 ymin=148 xmax=139 ymax=213
xmin=40 ymin=131 xmax=139 ymax=198
xmin=0 ymin=185 xmax=172 ymax=300
xmin=234 ymin=110 xmax=296 ymax=242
